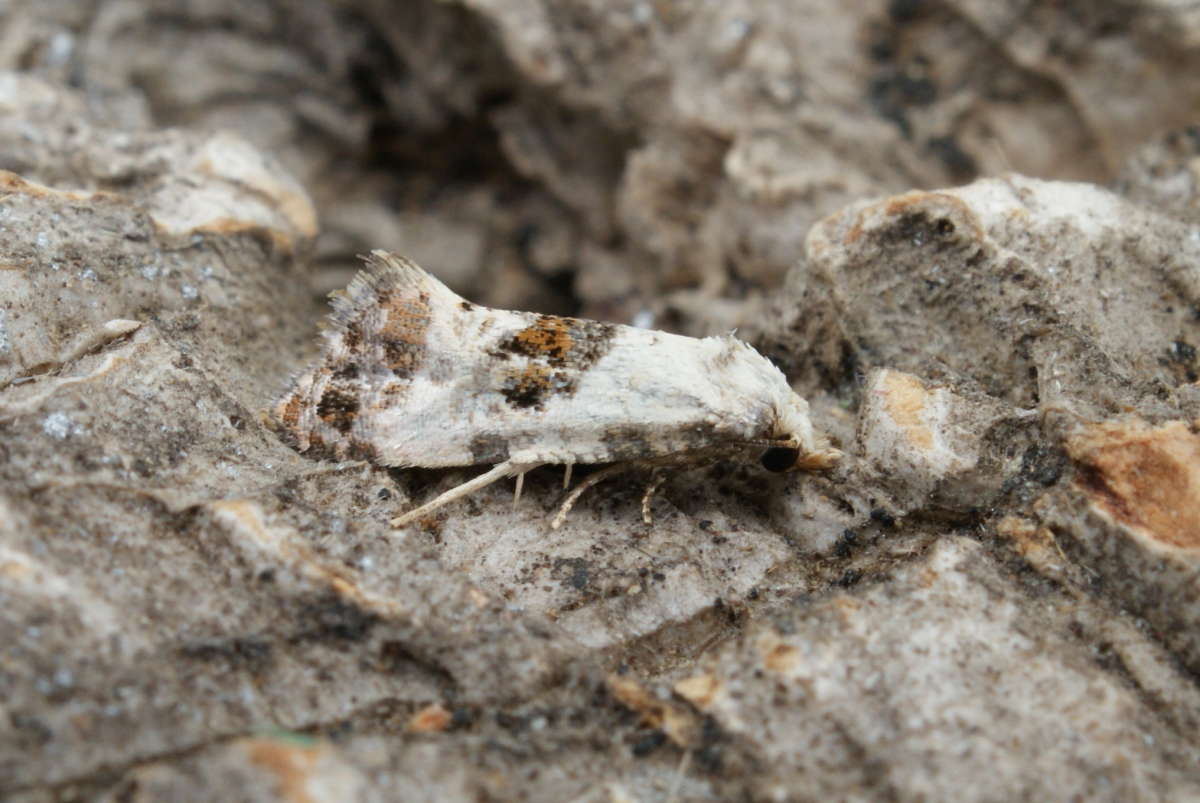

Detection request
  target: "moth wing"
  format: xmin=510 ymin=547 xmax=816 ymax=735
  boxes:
xmin=326 ymin=251 xmax=458 ymax=328
xmin=274 ymin=251 xmax=780 ymax=470
xmin=271 ymin=250 xmax=469 ymax=461
xmin=373 ymin=319 xmax=778 ymax=468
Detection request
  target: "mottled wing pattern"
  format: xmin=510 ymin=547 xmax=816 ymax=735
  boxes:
xmin=273 ymin=251 xmax=841 ymax=526
xmin=485 ymin=313 xmax=618 ymax=414
xmin=273 ymin=251 xmax=784 ymax=468
xmin=272 ymin=252 xmax=452 ymax=461
xmin=272 ymin=252 xmax=615 ymax=463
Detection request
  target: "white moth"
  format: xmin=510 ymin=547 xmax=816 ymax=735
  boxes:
xmin=273 ymin=251 xmax=840 ymax=527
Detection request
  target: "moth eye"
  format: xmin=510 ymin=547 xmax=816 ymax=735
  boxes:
xmin=760 ymin=446 xmax=800 ymax=472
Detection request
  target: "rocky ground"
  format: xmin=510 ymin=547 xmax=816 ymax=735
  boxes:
xmin=2 ymin=1 xmax=1200 ymax=800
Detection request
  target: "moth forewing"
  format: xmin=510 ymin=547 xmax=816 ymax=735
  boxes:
xmin=272 ymin=251 xmax=840 ymax=526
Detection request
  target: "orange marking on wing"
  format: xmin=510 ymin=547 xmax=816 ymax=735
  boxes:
xmin=512 ymin=316 xmax=574 ymax=364
xmin=378 ymin=292 xmax=432 ymax=375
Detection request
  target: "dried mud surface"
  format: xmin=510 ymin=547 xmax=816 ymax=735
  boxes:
xmin=3 ymin=2 xmax=1200 ymax=801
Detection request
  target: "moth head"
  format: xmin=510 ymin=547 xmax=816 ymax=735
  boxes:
xmin=760 ymin=393 xmax=842 ymax=473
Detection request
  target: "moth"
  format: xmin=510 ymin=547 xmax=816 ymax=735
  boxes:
xmin=272 ymin=251 xmax=840 ymax=527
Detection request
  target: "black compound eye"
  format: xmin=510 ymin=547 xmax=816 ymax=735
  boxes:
xmin=760 ymin=446 xmax=800 ymax=472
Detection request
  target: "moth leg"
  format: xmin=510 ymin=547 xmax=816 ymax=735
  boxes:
xmin=391 ymin=461 xmax=542 ymax=527
xmin=562 ymin=463 xmax=573 ymax=490
xmin=513 ymin=470 xmax=526 ymax=510
xmin=641 ymin=470 xmax=667 ymax=525
xmin=550 ymin=462 xmax=638 ymax=529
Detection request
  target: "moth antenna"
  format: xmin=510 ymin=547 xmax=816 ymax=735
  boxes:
xmin=391 ymin=461 xmax=542 ymax=527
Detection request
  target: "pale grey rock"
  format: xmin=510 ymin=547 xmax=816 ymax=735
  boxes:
xmin=854 ymin=367 xmax=1035 ymax=514
xmin=672 ymin=538 xmax=1200 ymax=802
xmin=0 ymin=77 xmax=584 ymax=795
xmin=944 ymin=0 xmax=1200 ymax=174
xmin=6 ymin=0 xmax=1198 ymax=323
xmin=428 ymin=483 xmax=792 ymax=649
xmin=775 ymin=173 xmax=1200 ymax=694
xmin=94 ymin=737 xmax=372 ymax=803
xmin=775 ymin=175 xmax=1200 ymax=418
xmin=1115 ymin=126 xmax=1200 ymax=224
xmin=1037 ymin=418 xmax=1200 ymax=674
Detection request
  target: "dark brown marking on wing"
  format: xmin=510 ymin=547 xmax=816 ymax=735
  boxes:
xmin=377 ymin=290 xmax=431 ymax=378
xmin=297 ymin=427 xmax=374 ymax=462
xmin=269 ymin=389 xmax=312 ymax=455
xmin=598 ymin=424 xmax=656 ymax=461
xmin=493 ymin=315 xmax=617 ymax=409
xmin=331 ymin=364 xmax=359 ymax=382
xmin=304 ymin=429 xmax=330 ymax=458
xmin=598 ymin=421 xmax=726 ymax=461
xmin=469 ymin=433 xmax=510 ymax=463
xmin=563 ymin=318 xmax=619 ymax=368
xmin=317 ymin=381 xmax=360 ymax=434
xmin=344 ymin=437 xmax=380 ymax=462
xmin=340 ymin=317 xmax=364 ymax=352
xmin=500 ymin=364 xmax=559 ymax=409
xmin=496 ymin=315 xmax=617 ymax=365
xmin=277 ymin=392 xmax=305 ymax=432
xmin=378 ymin=379 xmax=409 ymax=398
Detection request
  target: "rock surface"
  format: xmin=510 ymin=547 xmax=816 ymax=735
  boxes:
xmin=3 ymin=2 xmax=1200 ymax=801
